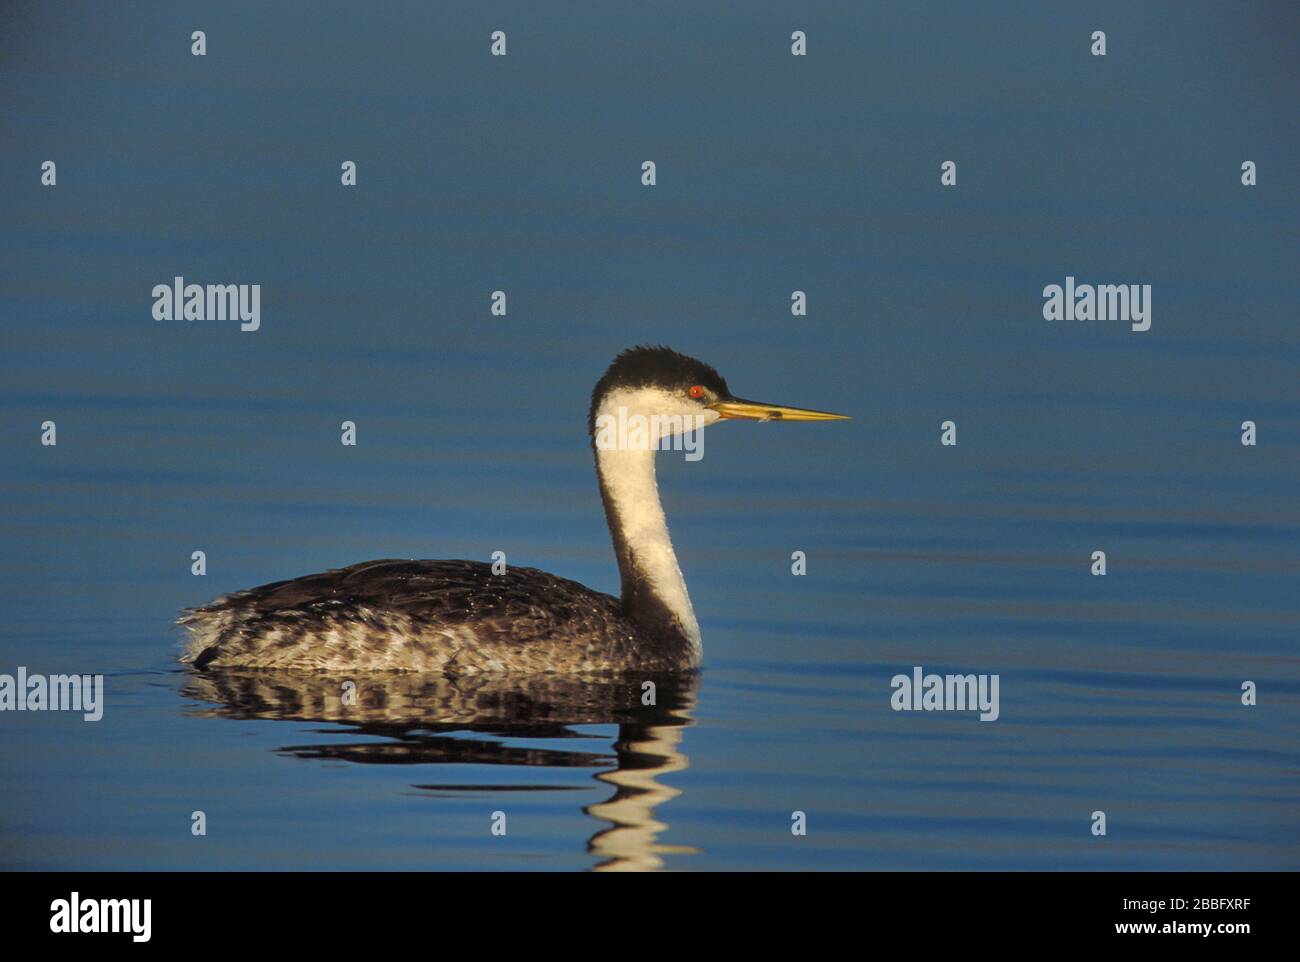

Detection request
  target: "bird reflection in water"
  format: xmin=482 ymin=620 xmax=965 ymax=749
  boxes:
xmin=181 ymin=669 xmax=699 ymax=871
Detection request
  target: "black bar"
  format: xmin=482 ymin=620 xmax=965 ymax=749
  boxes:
xmin=3 ymin=871 xmax=1283 ymax=946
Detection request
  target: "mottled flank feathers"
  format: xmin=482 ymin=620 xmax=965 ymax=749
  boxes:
xmin=178 ymin=559 xmax=698 ymax=673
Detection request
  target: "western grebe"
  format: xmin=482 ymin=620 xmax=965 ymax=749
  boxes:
xmin=179 ymin=345 xmax=848 ymax=673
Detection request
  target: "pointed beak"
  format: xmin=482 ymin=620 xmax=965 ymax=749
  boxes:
xmin=708 ymin=397 xmax=851 ymax=422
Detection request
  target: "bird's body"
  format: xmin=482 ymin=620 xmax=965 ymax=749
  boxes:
xmin=180 ymin=558 xmax=694 ymax=673
xmin=180 ymin=346 xmax=847 ymax=674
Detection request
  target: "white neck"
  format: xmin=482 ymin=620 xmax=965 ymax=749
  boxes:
xmin=595 ymin=445 xmax=702 ymax=657
xmin=591 ymin=386 xmax=714 ymax=658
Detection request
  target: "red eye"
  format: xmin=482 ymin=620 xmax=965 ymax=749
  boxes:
xmin=688 ymin=385 xmax=704 ymax=399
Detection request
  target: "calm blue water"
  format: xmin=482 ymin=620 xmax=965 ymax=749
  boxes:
xmin=1 ymin=2 xmax=1297 ymax=870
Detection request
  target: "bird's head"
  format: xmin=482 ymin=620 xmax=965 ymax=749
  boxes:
xmin=588 ymin=345 xmax=848 ymax=447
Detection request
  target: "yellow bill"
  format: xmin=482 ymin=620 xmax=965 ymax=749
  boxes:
xmin=709 ymin=398 xmax=850 ymax=422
